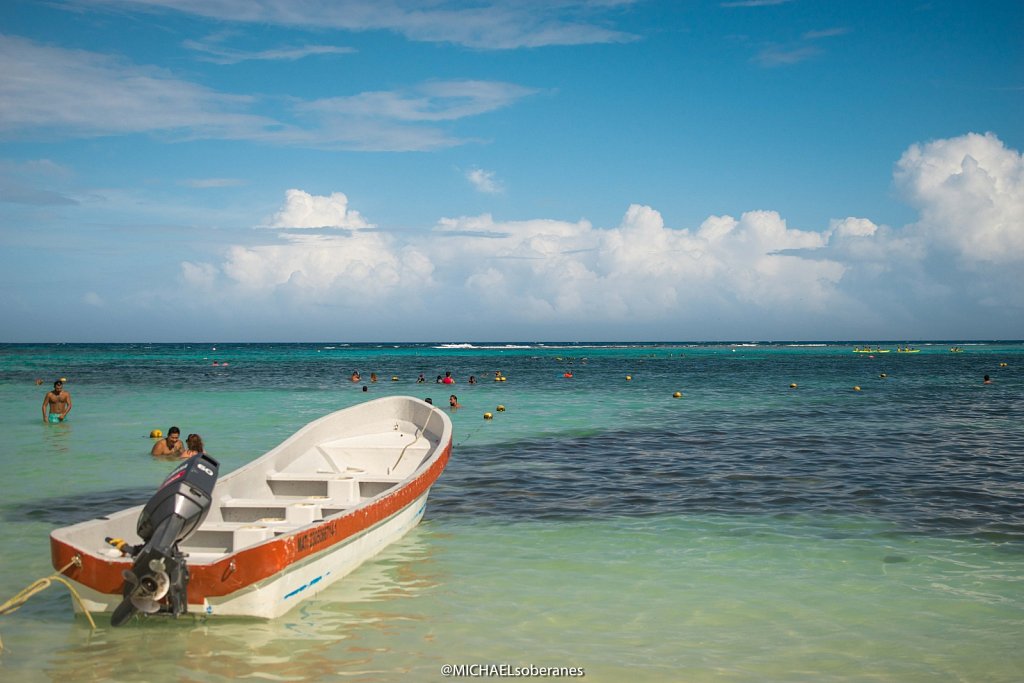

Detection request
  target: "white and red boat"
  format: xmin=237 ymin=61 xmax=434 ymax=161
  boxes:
xmin=50 ymin=396 xmax=452 ymax=624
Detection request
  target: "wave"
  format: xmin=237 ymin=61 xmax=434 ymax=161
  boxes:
xmin=434 ymin=343 xmax=534 ymax=350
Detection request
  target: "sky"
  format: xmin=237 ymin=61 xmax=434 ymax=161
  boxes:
xmin=1 ymin=0 xmax=1022 ymax=343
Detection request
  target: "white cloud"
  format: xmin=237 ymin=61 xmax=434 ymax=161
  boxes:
xmin=0 ymin=36 xmax=535 ymax=151
xmin=269 ymin=189 xmax=372 ymax=229
xmin=0 ymin=35 xmax=276 ymax=140
xmin=294 ymin=80 xmax=538 ymax=151
xmin=803 ymin=28 xmax=851 ymax=40
xmin=223 ymin=234 xmax=398 ymax=291
xmin=895 ymin=132 xmax=1024 ymax=265
xmin=180 ymin=191 xmax=433 ymax=315
xmin=301 ymin=81 xmax=537 ymax=123
xmin=183 ymin=38 xmax=355 ymax=64
xmin=721 ymin=1 xmax=794 ymax=7
xmin=89 ymin=0 xmax=639 ymax=50
xmin=181 ymin=178 xmax=246 ymax=188
xmin=0 ymin=158 xmax=78 ymax=205
xmin=828 ymin=217 xmax=877 ymax=238
xmin=173 ymin=132 xmax=1023 ymax=339
xmin=193 ymin=194 xmax=845 ymax=325
xmin=180 ymin=261 xmax=219 ymax=289
xmin=754 ymin=44 xmax=821 ymax=67
xmin=467 ymin=168 xmax=503 ymax=194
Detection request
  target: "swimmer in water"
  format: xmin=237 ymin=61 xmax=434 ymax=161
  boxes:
xmin=42 ymin=380 xmax=72 ymax=423
xmin=151 ymin=426 xmax=184 ymax=456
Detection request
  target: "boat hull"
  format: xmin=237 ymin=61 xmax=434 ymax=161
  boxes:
xmin=49 ymin=396 xmax=452 ymax=621
xmin=57 ymin=489 xmax=433 ymax=619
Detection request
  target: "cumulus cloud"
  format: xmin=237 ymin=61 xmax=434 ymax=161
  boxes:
xmin=175 ymin=132 xmax=1023 ymax=339
xmin=269 ymin=189 xmax=372 ymax=229
xmin=895 ymin=132 xmax=1024 ymax=265
xmin=187 ymin=191 xmax=846 ymax=328
xmin=219 ymin=232 xmax=432 ymax=300
xmin=178 ymin=191 xmax=434 ymax=321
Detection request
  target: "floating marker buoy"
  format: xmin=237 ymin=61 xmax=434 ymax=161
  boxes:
xmin=673 ymin=391 xmax=682 ymax=398
xmin=60 ymin=377 xmax=67 ymax=383
xmin=391 ymin=376 xmax=399 ymax=381
xmin=150 ymin=429 xmax=163 ymax=438
xmin=496 ymin=405 xmax=506 ymax=412
xmin=483 ymin=412 xmax=493 ymax=420
xmin=1000 ymin=362 xmax=1008 ymax=367
xmin=880 ymin=373 xmax=887 ymax=378
xmin=626 ymin=375 xmax=632 ymax=381
xmin=854 ymin=386 xmax=861 ymax=392
xmin=789 ymin=383 xmax=797 ymax=389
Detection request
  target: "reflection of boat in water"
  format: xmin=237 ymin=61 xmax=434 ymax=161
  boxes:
xmin=50 ymin=396 xmax=452 ymax=624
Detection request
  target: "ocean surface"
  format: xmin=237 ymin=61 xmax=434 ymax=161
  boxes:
xmin=0 ymin=341 xmax=1021 ymax=682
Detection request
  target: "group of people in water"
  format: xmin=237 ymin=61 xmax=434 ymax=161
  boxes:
xmin=348 ymin=370 xmax=483 ymax=386
xmin=150 ymin=426 xmax=206 ymax=459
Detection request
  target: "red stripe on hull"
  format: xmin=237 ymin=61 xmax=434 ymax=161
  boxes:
xmin=51 ymin=440 xmax=451 ymax=604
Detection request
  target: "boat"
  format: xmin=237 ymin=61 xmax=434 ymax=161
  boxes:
xmin=896 ymin=346 xmax=920 ymax=353
xmin=853 ymin=347 xmax=890 ymax=353
xmin=50 ymin=396 xmax=453 ymax=624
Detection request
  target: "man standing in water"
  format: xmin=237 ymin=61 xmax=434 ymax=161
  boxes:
xmin=42 ymin=380 xmax=72 ymax=423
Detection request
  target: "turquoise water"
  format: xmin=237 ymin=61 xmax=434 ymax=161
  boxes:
xmin=1 ymin=342 xmax=1022 ymax=682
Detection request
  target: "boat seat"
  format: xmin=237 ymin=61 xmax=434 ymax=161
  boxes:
xmin=219 ymin=497 xmax=326 ymax=525
xmin=183 ymin=521 xmax=279 ymax=554
xmin=264 ymin=472 xmax=405 ymax=502
xmin=354 ymin=478 xmax=405 ymax=499
xmin=266 ymin=471 xmax=362 ymax=502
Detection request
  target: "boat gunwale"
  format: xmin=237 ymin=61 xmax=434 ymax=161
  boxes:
xmin=49 ymin=396 xmax=452 ymax=604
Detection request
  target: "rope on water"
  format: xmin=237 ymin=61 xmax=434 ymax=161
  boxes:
xmin=455 ymin=419 xmax=487 ymax=448
xmin=0 ymin=556 xmax=97 ymax=652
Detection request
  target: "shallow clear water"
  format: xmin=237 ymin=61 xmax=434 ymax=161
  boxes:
xmin=1 ymin=342 xmax=1021 ymax=682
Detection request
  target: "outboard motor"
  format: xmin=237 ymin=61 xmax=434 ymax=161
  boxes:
xmin=110 ymin=453 xmax=219 ymax=627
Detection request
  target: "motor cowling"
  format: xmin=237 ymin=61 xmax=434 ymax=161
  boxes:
xmin=111 ymin=453 xmax=219 ymax=627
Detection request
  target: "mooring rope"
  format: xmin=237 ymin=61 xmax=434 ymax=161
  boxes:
xmin=0 ymin=556 xmax=97 ymax=652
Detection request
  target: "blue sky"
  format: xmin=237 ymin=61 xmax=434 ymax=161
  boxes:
xmin=1 ymin=0 xmax=1021 ymax=342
